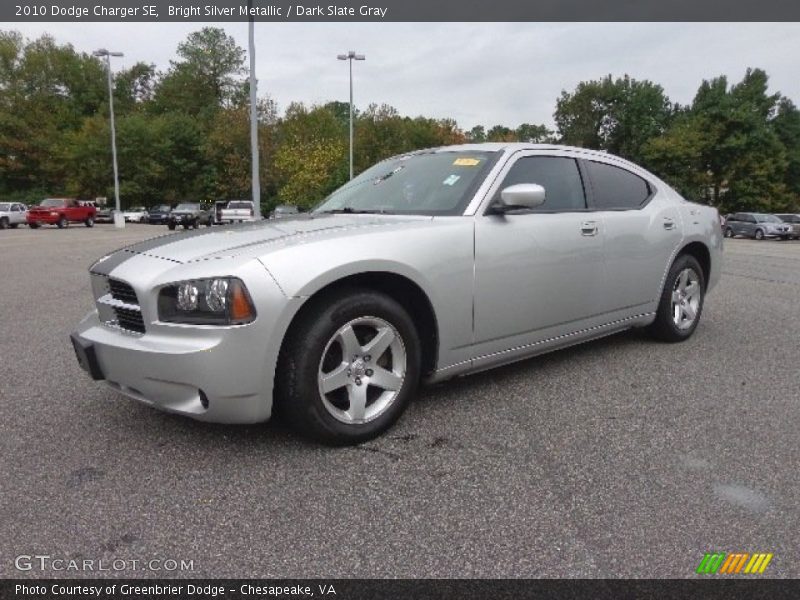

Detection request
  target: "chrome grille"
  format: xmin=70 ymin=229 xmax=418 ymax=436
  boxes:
xmin=108 ymin=279 xmax=138 ymax=304
xmin=95 ymin=277 xmax=146 ymax=335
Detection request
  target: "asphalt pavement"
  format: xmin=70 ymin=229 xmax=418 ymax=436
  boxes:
xmin=1 ymin=224 xmax=798 ymax=578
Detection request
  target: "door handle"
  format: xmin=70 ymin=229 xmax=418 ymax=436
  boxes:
xmin=580 ymin=221 xmax=598 ymax=236
xmin=663 ymin=217 xmax=676 ymax=230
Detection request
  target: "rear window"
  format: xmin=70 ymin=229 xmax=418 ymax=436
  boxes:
xmin=586 ymin=161 xmax=651 ymax=210
xmin=227 ymin=202 xmax=252 ymax=209
xmin=0 ymin=203 xmax=10 ymax=211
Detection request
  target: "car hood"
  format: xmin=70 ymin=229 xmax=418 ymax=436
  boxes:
xmin=108 ymin=214 xmax=433 ymax=264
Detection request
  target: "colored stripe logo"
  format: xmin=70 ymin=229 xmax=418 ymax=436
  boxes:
xmin=696 ymin=552 xmax=773 ymax=574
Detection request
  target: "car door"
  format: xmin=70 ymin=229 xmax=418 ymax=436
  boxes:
xmin=11 ymin=203 xmax=24 ymax=224
xmin=472 ymin=152 xmax=605 ymax=358
xmin=582 ymin=158 xmax=682 ymax=316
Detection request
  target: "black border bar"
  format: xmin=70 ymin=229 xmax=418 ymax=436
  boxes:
xmin=3 ymin=579 xmax=800 ymax=600
xmin=4 ymin=0 xmax=800 ymax=22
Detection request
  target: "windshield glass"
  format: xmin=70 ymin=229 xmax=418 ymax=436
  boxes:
xmin=314 ymin=151 xmax=497 ymax=215
xmin=40 ymin=199 xmax=65 ymax=208
xmin=174 ymin=204 xmax=198 ymax=211
xmin=227 ymin=202 xmax=251 ymax=209
xmin=0 ymin=203 xmax=10 ymax=211
xmin=754 ymin=214 xmax=781 ymax=223
xmin=152 ymin=205 xmax=170 ymax=212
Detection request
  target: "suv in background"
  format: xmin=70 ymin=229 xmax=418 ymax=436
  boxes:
xmin=774 ymin=214 xmax=800 ymax=240
xmin=27 ymin=198 xmax=96 ymax=228
xmin=0 ymin=202 xmax=28 ymax=229
xmin=167 ymin=203 xmax=213 ymax=230
xmin=723 ymin=212 xmax=791 ymax=240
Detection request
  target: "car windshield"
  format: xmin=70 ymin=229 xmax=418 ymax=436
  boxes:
xmin=153 ymin=205 xmax=170 ymax=211
xmin=174 ymin=204 xmax=198 ymax=211
xmin=0 ymin=203 xmax=10 ymax=211
xmin=313 ymin=151 xmax=497 ymax=215
xmin=40 ymin=199 xmax=65 ymax=207
xmin=754 ymin=214 xmax=781 ymax=223
xmin=227 ymin=202 xmax=251 ymax=209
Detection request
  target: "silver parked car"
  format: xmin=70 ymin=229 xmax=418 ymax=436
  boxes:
xmin=724 ymin=212 xmax=792 ymax=240
xmin=774 ymin=214 xmax=800 ymax=239
xmin=71 ymin=144 xmax=722 ymax=444
xmin=0 ymin=202 xmax=28 ymax=229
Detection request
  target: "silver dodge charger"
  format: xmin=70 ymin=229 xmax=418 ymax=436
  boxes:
xmin=71 ymin=144 xmax=722 ymax=444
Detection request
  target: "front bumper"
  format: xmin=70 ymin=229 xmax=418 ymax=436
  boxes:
xmin=72 ymin=311 xmax=272 ymax=423
xmin=71 ymin=256 xmax=301 ymax=424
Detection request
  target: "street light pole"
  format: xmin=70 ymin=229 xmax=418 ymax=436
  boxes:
xmin=247 ymin=1 xmax=261 ymax=219
xmin=94 ymin=48 xmax=124 ymax=228
xmin=337 ymin=50 xmax=365 ymax=180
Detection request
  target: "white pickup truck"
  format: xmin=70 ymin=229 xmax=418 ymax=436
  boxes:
xmin=0 ymin=202 xmax=28 ymax=229
xmin=219 ymin=200 xmax=256 ymax=224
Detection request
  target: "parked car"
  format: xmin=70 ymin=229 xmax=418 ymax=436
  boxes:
xmin=122 ymin=207 xmax=148 ymax=223
xmin=27 ymin=198 xmax=96 ymax=228
xmin=71 ymin=144 xmax=721 ymax=445
xmin=774 ymin=214 xmax=800 ymax=239
xmin=0 ymin=202 xmax=29 ymax=229
xmin=724 ymin=212 xmax=792 ymax=240
xmin=167 ymin=203 xmax=213 ymax=230
xmin=219 ymin=200 xmax=256 ymax=224
xmin=95 ymin=207 xmax=115 ymax=224
xmin=146 ymin=204 xmax=172 ymax=225
xmin=270 ymin=204 xmax=299 ymax=219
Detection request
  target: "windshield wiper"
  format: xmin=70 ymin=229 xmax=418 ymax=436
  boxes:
xmin=318 ymin=207 xmax=389 ymax=215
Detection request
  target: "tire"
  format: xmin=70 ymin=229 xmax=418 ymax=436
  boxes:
xmin=183 ymin=223 xmax=190 ymax=230
xmin=167 ymin=223 xmax=176 ymax=231
xmin=724 ymin=228 xmax=734 ymax=238
xmin=192 ymin=220 xmax=199 ymax=229
xmin=275 ymin=287 xmax=422 ymax=445
xmin=57 ymin=216 xmax=68 ymax=229
xmin=754 ymin=229 xmax=764 ymax=240
xmin=781 ymin=235 xmax=790 ymax=241
xmin=29 ymin=223 xmax=39 ymax=229
xmin=0 ymin=217 xmax=8 ymax=229
xmin=648 ymin=254 xmax=705 ymax=343
xmin=10 ymin=223 xmax=19 ymax=229
xmin=85 ymin=217 xmax=94 ymax=228
xmin=205 ymin=219 xmax=212 ymax=227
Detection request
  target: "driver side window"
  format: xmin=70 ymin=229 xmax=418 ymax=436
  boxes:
xmin=496 ymin=156 xmax=586 ymax=212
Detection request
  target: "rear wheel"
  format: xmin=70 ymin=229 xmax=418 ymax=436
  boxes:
xmin=167 ymin=222 xmax=176 ymax=231
xmin=276 ymin=288 xmax=421 ymax=445
xmin=28 ymin=223 xmax=39 ymax=229
xmin=754 ymin=229 xmax=765 ymax=240
xmin=85 ymin=217 xmax=94 ymax=228
xmin=0 ymin=217 xmax=8 ymax=229
xmin=648 ymin=254 xmax=705 ymax=343
xmin=10 ymin=223 xmax=19 ymax=228
xmin=724 ymin=228 xmax=734 ymax=238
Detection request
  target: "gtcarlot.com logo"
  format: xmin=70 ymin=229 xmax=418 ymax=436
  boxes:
xmin=14 ymin=554 xmax=194 ymax=572
xmin=696 ymin=552 xmax=773 ymax=575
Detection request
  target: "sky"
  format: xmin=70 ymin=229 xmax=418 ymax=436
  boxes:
xmin=7 ymin=22 xmax=800 ymax=130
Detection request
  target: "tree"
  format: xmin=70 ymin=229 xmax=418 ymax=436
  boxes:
xmin=554 ymin=74 xmax=673 ymax=163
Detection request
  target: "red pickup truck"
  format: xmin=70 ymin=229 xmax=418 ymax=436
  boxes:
xmin=27 ymin=199 xmax=97 ymax=228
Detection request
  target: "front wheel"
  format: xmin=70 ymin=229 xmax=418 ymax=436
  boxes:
xmin=754 ymin=229 xmax=765 ymax=240
xmin=57 ymin=216 xmax=68 ymax=229
xmin=167 ymin=222 xmax=176 ymax=231
xmin=724 ymin=228 xmax=734 ymax=238
xmin=275 ymin=288 xmax=421 ymax=445
xmin=648 ymin=254 xmax=705 ymax=343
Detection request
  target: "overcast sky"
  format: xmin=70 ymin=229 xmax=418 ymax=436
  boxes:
xmin=8 ymin=22 xmax=800 ymax=129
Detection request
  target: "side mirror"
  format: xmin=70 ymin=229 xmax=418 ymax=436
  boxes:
xmin=497 ymin=183 xmax=546 ymax=211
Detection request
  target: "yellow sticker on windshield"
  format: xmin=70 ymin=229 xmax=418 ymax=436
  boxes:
xmin=453 ymin=158 xmax=482 ymax=166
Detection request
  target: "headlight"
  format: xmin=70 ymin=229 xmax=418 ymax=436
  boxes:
xmin=158 ymin=278 xmax=256 ymax=325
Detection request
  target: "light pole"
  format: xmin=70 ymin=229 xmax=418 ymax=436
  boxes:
xmin=247 ymin=0 xmax=261 ymax=219
xmin=337 ymin=50 xmax=365 ymax=180
xmin=94 ymin=48 xmax=124 ymax=228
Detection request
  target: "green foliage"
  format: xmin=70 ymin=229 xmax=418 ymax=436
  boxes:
xmin=1 ymin=27 xmax=798 ymax=215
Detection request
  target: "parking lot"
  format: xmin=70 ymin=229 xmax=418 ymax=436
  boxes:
xmin=1 ymin=225 xmax=798 ymax=578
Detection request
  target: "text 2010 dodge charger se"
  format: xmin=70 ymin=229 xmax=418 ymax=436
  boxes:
xmin=71 ymin=144 xmax=722 ymax=444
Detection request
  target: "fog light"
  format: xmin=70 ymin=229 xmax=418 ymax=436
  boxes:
xmin=177 ymin=282 xmax=198 ymax=311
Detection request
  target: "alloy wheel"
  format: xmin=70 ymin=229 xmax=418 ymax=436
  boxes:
xmin=671 ymin=268 xmax=701 ymax=330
